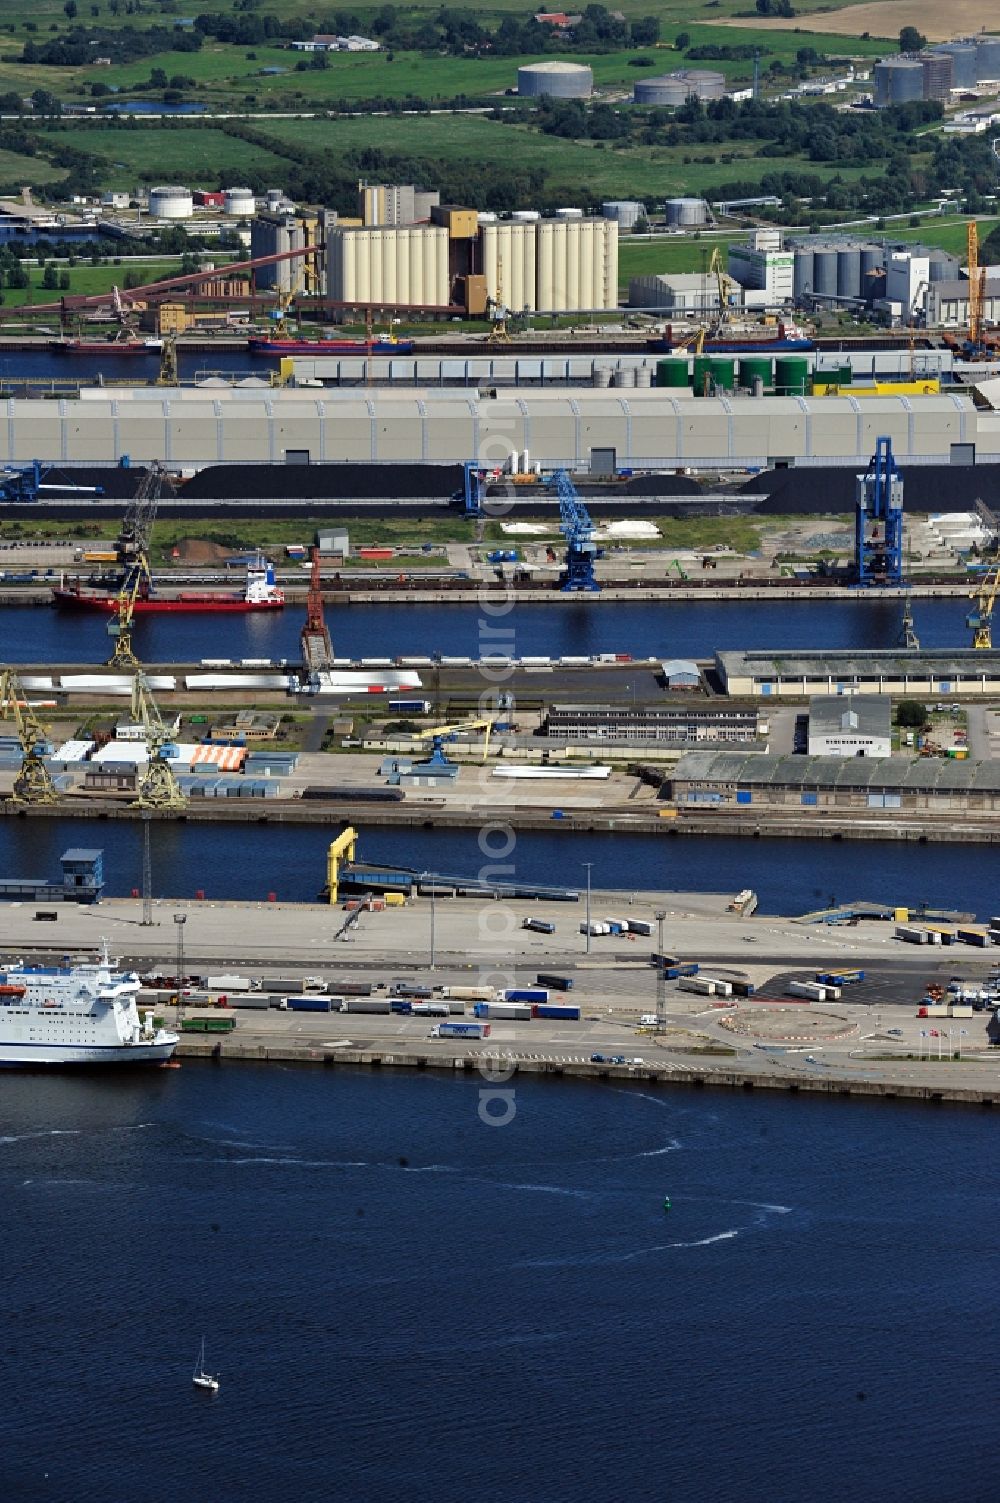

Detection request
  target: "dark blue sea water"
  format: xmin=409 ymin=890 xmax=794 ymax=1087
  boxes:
xmin=3 ymin=594 xmax=970 ymax=664
xmin=0 ymin=818 xmax=993 ymax=918
xmin=0 ymin=1066 xmax=994 ymax=1502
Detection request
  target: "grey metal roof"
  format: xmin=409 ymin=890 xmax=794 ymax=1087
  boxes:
xmin=661 ymin=659 xmax=701 ymax=678
xmin=808 ymin=694 xmax=891 ymax=738
xmin=719 ymin=648 xmax=1000 ymax=680
xmin=671 ymin=750 xmax=998 ymax=792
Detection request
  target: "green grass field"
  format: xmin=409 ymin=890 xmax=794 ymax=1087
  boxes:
xmin=49 ymin=124 xmax=291 ymax=187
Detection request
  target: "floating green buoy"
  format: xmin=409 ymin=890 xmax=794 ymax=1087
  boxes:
xmin=663 ymin=1196 xmax=672 ymax=1212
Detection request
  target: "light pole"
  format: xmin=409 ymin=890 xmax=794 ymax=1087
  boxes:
xmin=655 ymin=910 xmax=667 ymax=1033
xmin=583 ymin=862 xmax=593 ymax=955
xmin=173 ymin=913 xmax=186 ymax=1014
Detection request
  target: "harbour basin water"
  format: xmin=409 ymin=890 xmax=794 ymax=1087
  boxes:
xmin=0 ymin=1066 xmax=992 ymax=1502
xmin=0 ymin=595 xmax=972 ymax=664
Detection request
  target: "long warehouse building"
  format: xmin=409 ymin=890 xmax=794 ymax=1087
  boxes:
xmin=8 ymin=389 xmax=984 ymax=470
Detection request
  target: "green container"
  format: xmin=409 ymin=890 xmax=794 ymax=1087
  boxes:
xmin=738 ymin=355 xmax=773 ymax=391
xmin=655 ymin=357 xmax=688 ymax=388
xmin=774 ymin=355 xmax=809 ymax=396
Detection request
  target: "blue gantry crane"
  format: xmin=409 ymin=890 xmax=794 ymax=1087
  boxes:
xmin=547 ymin=468 xmax=600 ymax=593
xmin=854 ymin=436 xmax=904 ymax=587
xmin=0 ymin=461 xmax=104 ymax=505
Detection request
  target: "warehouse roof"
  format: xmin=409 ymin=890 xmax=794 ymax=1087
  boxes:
xmin=671 ymin=750 xmax=1000 ymax=792
xmin=718 ymin=648 xmax=1000 ymax=681
xmin=808 ymin=694 xmax=891 ymax=737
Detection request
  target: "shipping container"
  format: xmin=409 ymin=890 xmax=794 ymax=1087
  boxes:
xmin=698 ymin=977 xmax=733 ymax=997
xmin=180 ymin=1015 xmax=236 ymax=1033
xmin=411 ymin=1002 xmax=451 ymax=1016
xmin=786 ymin=981 xmax=840 ymax=1002
xmin=522 ymin=918 xmax=556 ymax=934
xmin=895 ymin=925 xmax=930 ymax=945
xmin=432 ymin=1021 xmax=491 ymax=1038
xmin=730 ymin=979 xmax=756 ymax=998
xmin=536 ymin=973 xmax=574 ymax=991
xmin=388 ymin=699 xmax=431 ymax=714
xmin=503 ymin=988 xmax=549 ymax=1003
xmin=627 ymin=919 xmax=653 ymax=937
xmin=815 ymin=969 xmax=865 ymax=985
xmin=285 ymin=996 xmax=332 ymax=1013
xmin=440 ymin=986 xmax=494 ymax=1002
xmin=532 ymin=1003 xmax=581 ymax=1021
xmin=957 ymin=927 xmax=991 ymax=947
xmin=206 ymin=973 xmax=255 ymax=992
xmin=390 ymin=999 xmax=413 ymax=1015
xmin=340 ymin=998 xmax=392 ymax=1014
xmin=474 ymin=1002 xmax=532 ymax=1020
xmin=326 ymin=980 xmax=372 ymax=997
xmin=227 ymin=994 xmax=270 ymax=1010
xmin=678 ymin=977 xmax=719 ymax=996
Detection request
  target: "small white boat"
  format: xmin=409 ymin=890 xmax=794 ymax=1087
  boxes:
xmin=192 ymin=1337 xmax=219 ymax=1394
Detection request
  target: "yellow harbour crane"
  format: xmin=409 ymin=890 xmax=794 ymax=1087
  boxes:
xmin=414 ymin=717 xmax=496 ymax=764
xmin=0 ymin=668 xmax=57 ymax=804
xmin=130 ymin=671 xmax=186 ymax=810
xmin=107 ymin=462 xmax=166 ymax=669
xmin=967 ymin=564 xmax=1000 ymax=649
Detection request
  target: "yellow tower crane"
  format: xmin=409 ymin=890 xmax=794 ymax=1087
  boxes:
xmin=130 ymin=671 xmax=186 ymax=810
xmin=414 ymin=717 xmax=496 ymax=764
xmin=0 ymin=669 xmax=57 ymax=804
xmin=967 ymin=220 xmax=986 ymax=353
xmin=967 ymin=564 xmax=1000 ymax=649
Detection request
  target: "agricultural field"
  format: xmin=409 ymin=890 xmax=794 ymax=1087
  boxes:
xmin=253 ymin=113 xmax=881 ymax=201
xmin=0 ymin=146 xmax=64 ymax=191
xmin=736 ymin=2 xmax=996 ymax=42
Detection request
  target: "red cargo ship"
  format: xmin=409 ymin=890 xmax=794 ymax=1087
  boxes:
xmin=52 ymin=557 xmax=284 ymax=613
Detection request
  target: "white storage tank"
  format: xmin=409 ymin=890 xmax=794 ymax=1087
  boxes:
xmin=665 ymin=197 xmax=708 ymax=228
xmin=222 ymin=186 xmax=256 ymax=217
xmin=148 ymin=185 xmax=193 ymax=220
xmin=634 ymin=70 xmax=725 ymax=106
xmin=517 ymin=60 xmax=593 ymax=98
xmin=603 ymin=199 xmax=644 ymax=229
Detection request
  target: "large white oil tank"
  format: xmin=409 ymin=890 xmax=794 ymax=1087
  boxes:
xmin=517 ymin=60 xmax=593 ymax=99
xmin=222 ymin=186 xmax=256 ymax=217
xmin=634 ymin=70 xmax=725 ymax=106
xmin=602 ymin=200 xmax=644 ymax=229
xmin=148 ymin=185 xmax=193 ymax=220
xmin=665 ymin=197 xmax=708 ymax=228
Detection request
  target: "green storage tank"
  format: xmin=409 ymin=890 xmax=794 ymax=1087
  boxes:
xmin=738 ymin=355 xmax=773 ymax=391
xmin=711 ymin=356 xmax=736 ymax=392
xmin=692 ymin=355 xmax=713 ymax=396
xmin=655 ymin=357 xmax=689 ymax=388
xmin=774 ymin=355 xmax=809 ymax=396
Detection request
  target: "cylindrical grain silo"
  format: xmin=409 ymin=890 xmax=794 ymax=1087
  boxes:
xmin=873 ymin=58 xmax=924 ymax=108
xmin=936 ymin=43 xmax=977 ymax=89
xmin=813 ymin=247 xmax=838 ymax=298
xmin=565 ymin=218 xmax=581 ymax=312
xmin=837 ymin=246 xmax=862 ymax=301
xmin=793 ymin=247 xmax=814 ymax=300
xmin=537 ymin=219 xmax=555 ymax=312
xmin=711 ymin=357 xmax=735 ymax=392
xmin=974 ymin=35 xmax=1000 ymax=81
xmin=517 ymin=61 xmax=592 ymax=99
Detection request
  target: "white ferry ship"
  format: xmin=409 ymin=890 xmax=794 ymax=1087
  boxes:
xmin=0 ymin=945 xmax=178 ymax=1066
